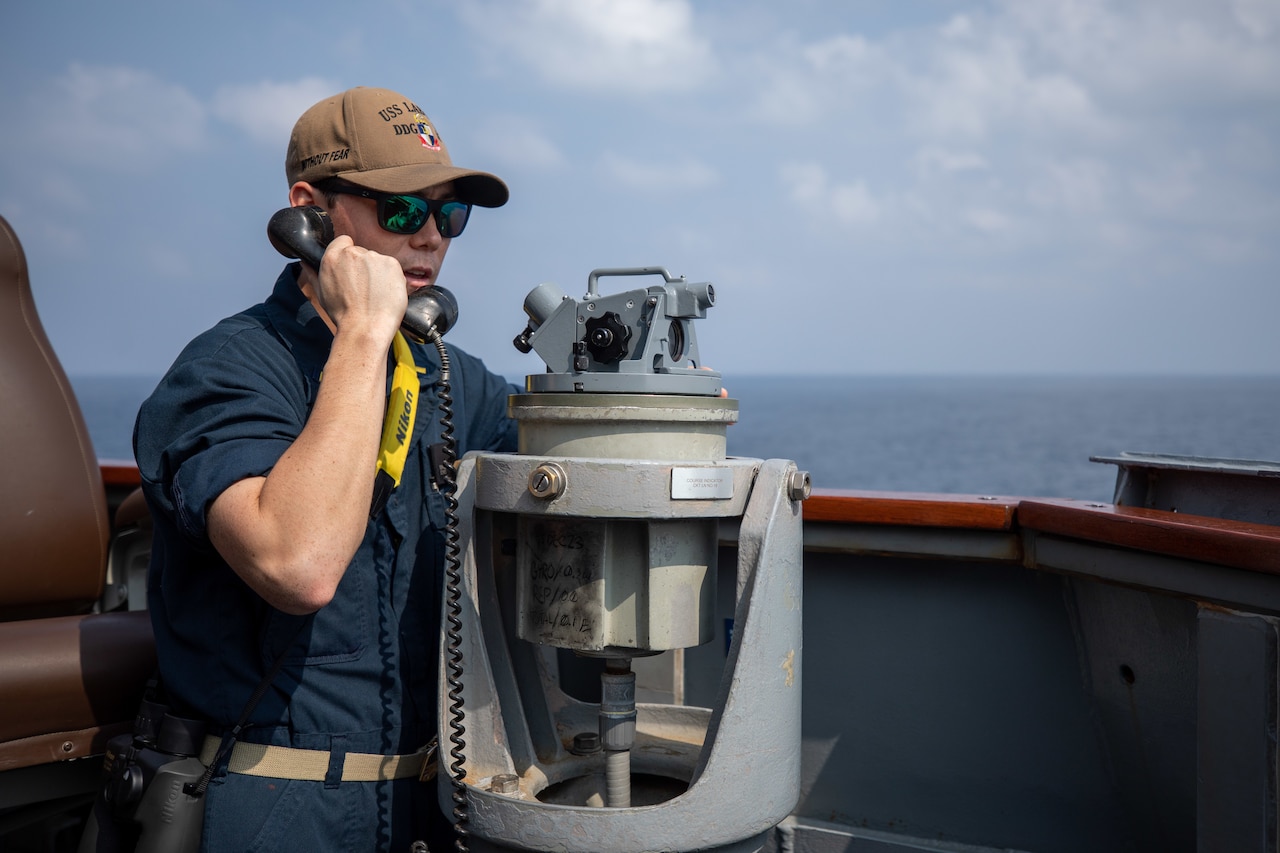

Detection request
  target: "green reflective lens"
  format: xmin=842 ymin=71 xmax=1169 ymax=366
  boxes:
xmin=380 ymin=195 xmax=430 ymax=234
xmin=436 ymin=202 xmax=471 ymax=239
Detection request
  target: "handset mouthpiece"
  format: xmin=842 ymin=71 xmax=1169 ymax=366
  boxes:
xmin=402 ymin=286 xmax=459 ymax=342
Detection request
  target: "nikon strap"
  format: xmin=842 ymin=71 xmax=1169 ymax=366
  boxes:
xmin=370 ymin=331 xmax=424 ymax=517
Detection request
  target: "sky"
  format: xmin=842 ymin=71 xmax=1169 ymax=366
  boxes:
xmin=2 ymin=0 xmax=1278 ymax=380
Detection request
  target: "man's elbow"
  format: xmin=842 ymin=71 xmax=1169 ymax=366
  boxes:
xmin=273 ymin=584 xmax=335 ymax=616
xmin=243 ymin=553 xmax=344 ymax=615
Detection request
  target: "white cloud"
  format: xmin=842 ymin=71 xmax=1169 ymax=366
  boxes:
xmin=752 ymin=67 xmax=825 ymax=125
xmin=803 ymin=33 xmax=882 ymax=78
xmin=0 ymin=173 xmax=88 ymax=257
xmin=742 ymin=0 xmax=1278 ymax=270
xmin=462 ymin=0 xmax=716 ymax=94
xmin=1232 ymin=0 xmax=1280 ymax=39
xmin=783 ymin=162 xmax=830 ymax=205
xmin=31 ymin=65 xmax=206 ymax=171
xmin=941 ymin=14 xmax=975 ymax=40
xmin=1128 ymin=153 xmax=1203 ymax=216
xmin=964 ymin=207 xmax=1013 ymax=234
xmin=1027 ymin=158 xmax=1110 ymax=214
xmin=751 ymin=32 xmax=890 ymax=126
xmin=753 ymin=0 xmax=1279 ymax=147
xmin=829 ymin=181 xmax=881 ymax=226
xmin=995 ymin=0 xmax=1280 ymax=107
xmin=600 ymin=152 xmax=717 ymax=192
xmin=472 ymin=116 xmax=567 ymax=171
xmin=910 ymin=35 xmax=1106 ymax=142
xmin=915 ymin=147 xmax=989 ymax=177
xmin=781 ymin=162 xmax=880 ymax=227
xmin=212 ymin=78 xmax=340 ymax=147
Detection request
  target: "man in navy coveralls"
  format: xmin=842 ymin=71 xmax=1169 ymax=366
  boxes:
xmin=134 ymin=85 xmax=518 ymax=851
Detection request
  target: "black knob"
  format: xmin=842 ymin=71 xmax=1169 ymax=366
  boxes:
xmin=583 ymin=312 xmax=631 ymax=365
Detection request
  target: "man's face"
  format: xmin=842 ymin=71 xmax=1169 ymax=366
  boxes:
xmin=305 ymin=181 xmax=455 ymax=293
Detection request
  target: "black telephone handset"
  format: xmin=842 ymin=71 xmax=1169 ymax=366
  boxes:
xmin=267 ymin=205 xmax=459 ymax=343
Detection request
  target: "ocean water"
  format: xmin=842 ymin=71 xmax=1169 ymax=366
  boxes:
xmin=72 ymin=374 xmax=1280 ymax=503
xmin=725 ymin=375 xmax=1280 ymax=501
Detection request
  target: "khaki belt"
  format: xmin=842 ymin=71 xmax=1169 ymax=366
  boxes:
xmin=200 ymin=735 xmax=436 ymax=782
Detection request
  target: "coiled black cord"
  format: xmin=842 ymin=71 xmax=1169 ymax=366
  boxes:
xmin=429 ymin=329 xmax=469 ymax=852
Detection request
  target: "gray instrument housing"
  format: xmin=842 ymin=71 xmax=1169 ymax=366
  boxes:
xmin=515 ymin=267 xmax=723 ymax=395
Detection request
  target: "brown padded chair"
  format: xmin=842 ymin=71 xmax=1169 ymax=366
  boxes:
xmin=0 ymin=214 xmax=155 ymax=775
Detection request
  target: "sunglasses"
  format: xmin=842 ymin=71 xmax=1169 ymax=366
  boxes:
xmin=326 ymin=184 xmax=473 ymax=239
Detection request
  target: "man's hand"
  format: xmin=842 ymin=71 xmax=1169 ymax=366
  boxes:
xmin=312 ymin=235 xmax=408 ymax=345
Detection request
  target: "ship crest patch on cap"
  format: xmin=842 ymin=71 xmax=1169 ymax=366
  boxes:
xmin=410 ymin=113 xmax=441 ymax=151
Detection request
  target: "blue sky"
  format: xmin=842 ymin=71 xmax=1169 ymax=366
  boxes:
xmin=2 ymin=0 xmax=1278 ymax=379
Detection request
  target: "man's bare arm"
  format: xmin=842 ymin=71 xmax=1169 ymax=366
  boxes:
xmin=208 ymin=237 xmax=407 ymax=614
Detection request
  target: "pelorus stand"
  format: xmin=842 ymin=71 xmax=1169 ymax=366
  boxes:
xmin=438 ymin=269 xmax=808 ymax=853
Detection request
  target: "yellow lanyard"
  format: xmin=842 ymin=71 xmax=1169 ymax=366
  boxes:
xmin=376 ymin=331 xmax=422 ymax=490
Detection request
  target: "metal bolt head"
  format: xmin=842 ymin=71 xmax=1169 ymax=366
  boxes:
xmin=490 ymin=773 xmax=520 ymax=794
xmin=571 ymin=731 xmax=601 ymax=755
xmin=528 ymin=463 xmax=567 ymax=500
xmin=788 ymin=470 xmax=812 ymax=501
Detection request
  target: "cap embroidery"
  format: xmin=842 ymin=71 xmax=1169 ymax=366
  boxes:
xmin=411 ymin=113 xmax=441 ymax=151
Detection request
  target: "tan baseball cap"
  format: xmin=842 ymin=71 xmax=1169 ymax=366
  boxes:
xmin=286 ymin=86 xmax=509 ymax=208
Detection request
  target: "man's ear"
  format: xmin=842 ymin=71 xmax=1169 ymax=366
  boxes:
xmin=289 ymin=181 xmax=320 ymax=208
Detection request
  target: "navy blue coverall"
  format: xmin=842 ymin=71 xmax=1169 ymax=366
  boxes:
xmin=134 ymin=264 xmax=517 ymax=851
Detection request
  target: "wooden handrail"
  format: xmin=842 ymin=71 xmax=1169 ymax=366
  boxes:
xmin=804 ymin=489 xmax=1019 ymax=530
xmin=100 ymin=459 xmax=141 ymax=489
xmin=804 ymin=489 xmax=1280 ymax=576
xmin=1018 ymin=499 xmax=1280 ymax=576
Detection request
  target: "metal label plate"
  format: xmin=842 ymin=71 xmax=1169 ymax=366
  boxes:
xmin=671 ymin=467 xmax=734 ymax=500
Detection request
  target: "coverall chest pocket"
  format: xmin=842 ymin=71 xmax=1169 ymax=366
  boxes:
xmin=261 ymin=566 xmax=370 ymax=665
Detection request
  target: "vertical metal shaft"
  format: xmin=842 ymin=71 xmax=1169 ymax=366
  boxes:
xmin=605 ymin=748 xmax=631 ymax=808
xmin=599 ymin=657 xmax=637 ymax=808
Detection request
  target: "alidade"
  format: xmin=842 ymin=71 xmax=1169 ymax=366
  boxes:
xmin=513 ymin=267 xmax=721 ymax=395
xmin=439 ymin=267 xmax=806 ymax=853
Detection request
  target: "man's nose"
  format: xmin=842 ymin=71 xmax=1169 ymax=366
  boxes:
xmin=409 ymin=215 xmax=445 ymax=248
